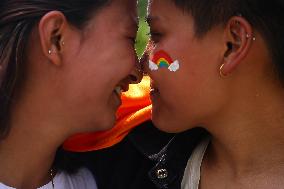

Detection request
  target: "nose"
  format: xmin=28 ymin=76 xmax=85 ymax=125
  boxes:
xmin=129 ymin=58 xmax=143 ymax=84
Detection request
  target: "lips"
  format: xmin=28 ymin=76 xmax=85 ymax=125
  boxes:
xmin=150 ymin=80 xmax=159 ymax=102
xmin=112 ymin=83 xmax=130 ymax=107
xmin=114 ymin=86 xmax=123 ymax=97
xmin=150 ymin=87 xmax=159 ymax=95
xmin=112 ymin=86 xmax=123 ymax=107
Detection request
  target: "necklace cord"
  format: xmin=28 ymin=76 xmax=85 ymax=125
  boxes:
xmin=50 ymin=168 xmax=55 ymax=189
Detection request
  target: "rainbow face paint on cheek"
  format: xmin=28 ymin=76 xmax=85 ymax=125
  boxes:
xmin=149 ymin=50 xmax=180 ymax=72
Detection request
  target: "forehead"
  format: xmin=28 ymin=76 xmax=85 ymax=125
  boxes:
xmin=147 ymin=0 xmax=195 ymax=34
xmin=107 ymin=0 xmax=138 ymax=20
xmin=86 ymin=0 xmax=138 ymax=33
xmin=111 ymin=0 xmax=137 ymax=13
xmin=112 ymin=0 xmax=137 ymax=25
xmin=148 ymin=0 xmax=177 ymax=13
xmin=147 ymin=0 xmax=187 ymax=24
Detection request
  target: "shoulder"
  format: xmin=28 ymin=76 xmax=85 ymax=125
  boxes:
xmin=0 ymin=183 xmax=15 ymax=189
xmin=55 ymin=167 xmax=97 ymax=189
xmin=86 ymin=121 xmax=208 ymax=189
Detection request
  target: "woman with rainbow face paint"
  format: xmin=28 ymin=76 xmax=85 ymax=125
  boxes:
xmin=140 ymin=0 xmax=284 ymax=188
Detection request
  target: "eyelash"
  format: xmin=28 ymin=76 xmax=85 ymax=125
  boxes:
xmin=129 ymin=37 xmax=136 ymax=44
xmin=147 ymin=31 xmax=162 ymax=43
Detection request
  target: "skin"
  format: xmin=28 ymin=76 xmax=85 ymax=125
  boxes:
xmin=145 ymin=0 xmax=229 ymax=133
xmin=0 ymin=0 xmax=141 ymax=188
xmin=143 ymin=0 xmax=284 ymax=188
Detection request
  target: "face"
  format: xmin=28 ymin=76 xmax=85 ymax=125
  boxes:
xmin=60 ymin=0 xmax=139 ymax=132
xmin=143 ymin=0 xmax=229 ymax=132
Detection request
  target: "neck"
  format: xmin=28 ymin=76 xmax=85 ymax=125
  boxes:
xmin=204 ymin=84 xmax=284 ymax=178
xmin=0 ymin=130 xmax=58 ymax=189
xmin=0 ymin=99 xmax=69 ymax=188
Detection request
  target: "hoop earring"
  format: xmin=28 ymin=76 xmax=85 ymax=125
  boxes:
xmin=219 ymin=64 xmax=227 ymax=78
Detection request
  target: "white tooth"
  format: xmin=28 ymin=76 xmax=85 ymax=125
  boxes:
xmin=115 ymin=86 xmax=122 ymax=95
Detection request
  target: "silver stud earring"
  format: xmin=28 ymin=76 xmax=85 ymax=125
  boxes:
xmin=48 ymin=49 xmax=52 ymax=54
xmin=246 ymin=34 xmax=256 ymax=41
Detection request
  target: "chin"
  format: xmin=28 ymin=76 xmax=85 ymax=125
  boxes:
xmin=151 ymin=115 xmax=189 ymax=134
xmin=97 ymin=115 xmax=117 ymax=131
xmin=82 ymin=112 xmax=116 ymax=132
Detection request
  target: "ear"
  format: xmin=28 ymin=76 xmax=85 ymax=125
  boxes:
xmin=38 ymin=11 xmax=67 ymax=66
xmin=220 ymin=16 xmax=254 ymax=76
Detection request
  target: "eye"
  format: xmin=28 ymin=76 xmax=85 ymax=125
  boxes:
xmin=147 ymin=31 xmax=162 ymax=43
xmin=128 ymin=36 xmax=136 ymax=44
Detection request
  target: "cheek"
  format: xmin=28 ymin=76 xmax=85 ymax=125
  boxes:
xmin=115 ymin=43 xmax=137 ymax=69
xmin=63 ymin=70 xmax=105 ymax=106
xmin=62 ymin=53 xmax=115 ymax=106
xmin=70 ymin=42 xmax=137 ymax=106
xmin=77 ymin=40 xmax=135 ymax=83
xmin=153 ymin=56 xmax=224 ymax=118
xmin=97 ymin=40 xmax=136 ymax=74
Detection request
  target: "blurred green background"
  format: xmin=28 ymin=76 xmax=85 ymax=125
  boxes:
xmin=136 ymin=0 xmax=149 ymax=57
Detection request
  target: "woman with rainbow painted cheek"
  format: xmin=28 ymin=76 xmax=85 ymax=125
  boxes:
xmin=143 ymin=0 xmax=284 ymax=188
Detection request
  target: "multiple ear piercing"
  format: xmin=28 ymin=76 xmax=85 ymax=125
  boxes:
xmin=48 ymin=40 xmax=65 ymax=55
xmin=246 ymin=33 xmax=256 ymax=41
xmin=219 ymin=32 xmax=256 ymax=78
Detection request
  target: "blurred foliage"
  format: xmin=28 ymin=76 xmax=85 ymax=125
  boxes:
xmin=138 ymin=0 xmax=147 ymax=17
xmin=135 ymin=0 xmax=149 ymax=57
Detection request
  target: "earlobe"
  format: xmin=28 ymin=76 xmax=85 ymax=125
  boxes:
xmin=220 ymin=16 xmax=255 ymax=77
xmin=38 ymin=11 xmax=67 ymax=66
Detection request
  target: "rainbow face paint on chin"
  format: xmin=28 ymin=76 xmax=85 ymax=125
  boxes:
xmin=149 ymin=50 xmax=180 ymax=72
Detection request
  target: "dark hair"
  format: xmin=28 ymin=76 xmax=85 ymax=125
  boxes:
xmin=0 ymin=0 xmax=110 ymax=139
xmin=171 ymin=0 xmax=284 ymax=83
